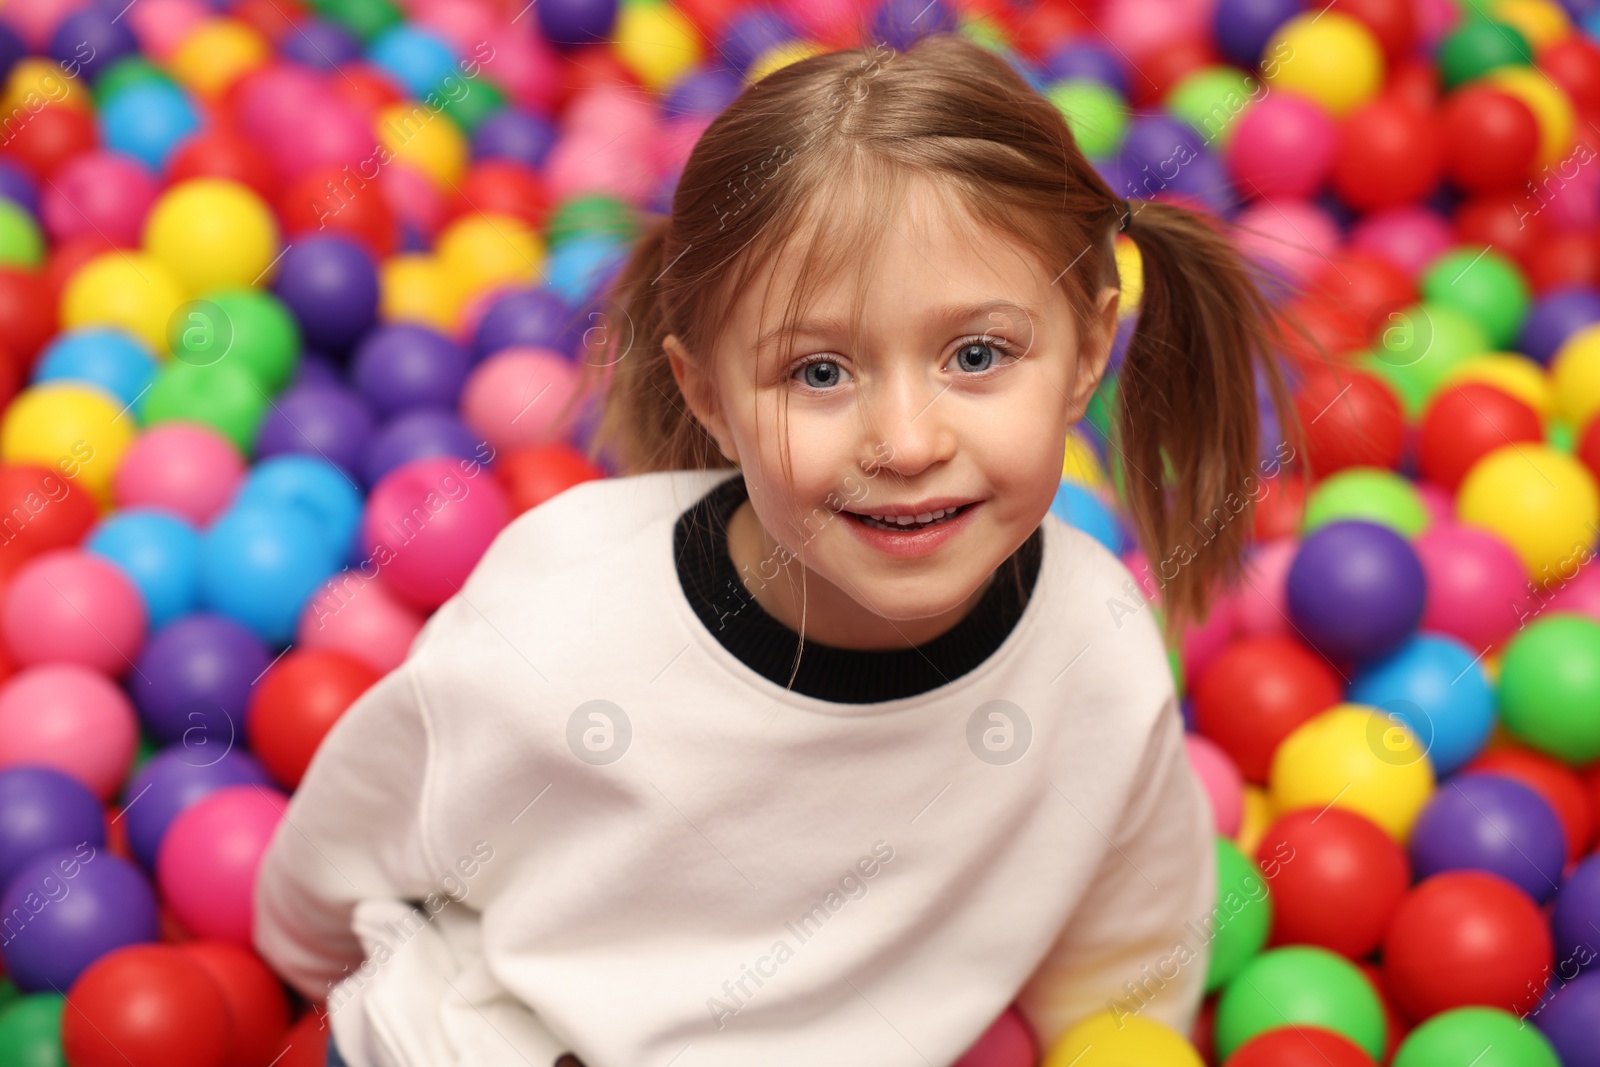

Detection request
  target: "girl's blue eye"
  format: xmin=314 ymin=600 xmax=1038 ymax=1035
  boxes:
xmin=947 ymin=336 xmax=1016 ymax=375
xmin=796 ymin=358 xmax=847 ymax=390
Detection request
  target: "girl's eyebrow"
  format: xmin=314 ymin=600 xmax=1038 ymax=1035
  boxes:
xmin=754 ymin=299 xmax=1033 ymax=354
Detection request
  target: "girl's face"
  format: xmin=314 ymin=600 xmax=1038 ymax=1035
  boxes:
xmin=668 ymin=179 xmax=1118 ymax=649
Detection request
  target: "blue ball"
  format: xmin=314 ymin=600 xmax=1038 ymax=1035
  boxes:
xmin=32 ymin=328 xmax=156 ymax=407
xmin=366 ymin=25 xmax=460 ymax=100
xmin=1050 ymin=480 xmax=1125 ymax=555
xmin=545 ymin=234 xmax=628 ymax=307
xmin=200 ymin=504 xmax=339 ymax=645
xmin=98 ymin=81 xmax=201 ymax=170
xmin=235 ymin=455 xmax=364 ymax=564
xmin=1348 ymin=634 xmax=1495 ymax=776
xmin=86 ymin=508 xmax=200 ymax=629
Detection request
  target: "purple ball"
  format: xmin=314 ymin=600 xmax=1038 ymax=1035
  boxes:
xmin=1521 ymin=287 xmax=1600 ymax=365
xmin=1538 ymin=969 xmax=1600 ymax=1066
xmin=255 ymin=383 xmax=375 ymax=478
xmin=1041 ymin=43 xmax=1128 ymax=94
xmin=0 ymin=22 xmax=22 ymax=84
xmin=662 ymin=68 xmax=744 ymax=119
xmin=1213 ymin=0 xmax=1305 ymax=67
xmin=1553 ymin=855 xmax=1600 ymax=972
xmin=474 ymin=287 xmax=579 ymax=361
xmin=471 ymin=109 xmax=558 ymax=168
xmin=49 ymin=8 xmax=139 ymax=82
xmin=537 ymin=0 xmax=619 ymax=48
xmin=719 ymin=9 xmax=799 ymax=73
xmin=120 ymin=745 xmax=272 ymax=870
xmin=272 ymin=236 xmax=379 ymax=356
xmin=364 ymin=408 xmax=480 ymax=486
xmin=352 ymin=324 xmax=470 ymax=416
xmin=0 ymin=160 xmax=37 ymax=217
xmin=0 ymin=847 xmax=159 ymax=992
xmin=872 ymin=0 xmax=958 ymax=49
xmin=129 ymin=613 xmax=271 ymax=747
xmin=1165 ymin=150 xmax=1234 ymax=217
xmin=1286 ymin=520 xmax=1425 ymax=664
xmin=280 ymin=18 xmax=362 ymax=70
xmin=0 ymin=768 xmax=106 ymax=891
xmin=1409 ymin=774 xmax=1566 ymax=903
xmin=1118 ymin=116 xmax=1206 ymax=194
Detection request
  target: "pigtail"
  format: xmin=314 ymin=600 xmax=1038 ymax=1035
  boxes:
xmin=1113 ymin=199 xmax=1300 ymax=644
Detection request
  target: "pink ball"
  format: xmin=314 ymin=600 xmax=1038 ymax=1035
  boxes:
xmin=460 ymin=347 xmax=583 ymax=451
xmin=1099 ymin=0 xmax=1200 ymax=63
xmin=1547 ymin=564 xmax=1600 ymax=623
xmin=481 ymin=30 xmax=560 ymax=114
xmin=1227 ymin=95 xmax=1338 ymax=201
xmin=1414 ymin=522 xmax=1527 ymax=652
xmin=41 ymin=151 xmax=159 ymax=246
xmin=2 ymin=549 xmax=146 ymax=676
xmin=0 ymin=664 xmax=137 ymax=800
xmin=413 ymin=0 xmax=501 ymax=55
xmin=296 ymin=571 xmax=426 ymax=675
xmin=268 ymin=98 xmax=373 ymax=181
xmin=1233 ymin=201 xmax=1340 ymax=286
xmin=1349 ymin=206 xmax=1455 ymax=278
xmin=379 ymin=163 xmax=448 ymax=240
xmin=1185 ymin=733 xmax=1243 ymax=836
xmin=1416 ymin=481 xmax=1454 ymax=528
xmin=546 ymin=135 xmax=660 ymax=201
xmin=1415 ymin=0 xmax=1462 ymax=51
xmin=0 ymin=0 xmax=83 ymax=49
xmin=125 ymin=0 xmax=208 ymax=60
xmin=1229 ymin=537 xmax=1298 ymax=638
xmin=113 ymin=424 xmax=246 ymax=525
xmin=233 ymin=66 xmax=326 ymax=143
xmin=361 ymin=456 xmax=511 ymax=610
xmin=157 ymin=784 xmax=287 ymax=946
xmin=1546 ymin=152 xmax=1600 ymax=230
xmin=952 ymin=1006 xmax=1038 ymax=1067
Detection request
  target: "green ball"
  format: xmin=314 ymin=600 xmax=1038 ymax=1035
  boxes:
xmin=547 ymin=194 xmax=639 ymax=250
xmin=1303 ymin=467 xmax=1429 ymax=537
xmin=308 ymin=0 xmax=402 ymax=41
xmin=93 ymin=57 xmax=176 ymax=105
xmin=1215 ymin=946 xmax=1387 ymax=1061
xmin=1498 ymin=614 xmax=1600 ymax=764
xmin=1166 ymin=66 xmax=1260 ymax=147
xmin=0 ymin=200 xmax=41 ymax=270
xmin=1205 ymin=837 xmax=1272 ymax=992
xmin=1361 ymin=302 xmax=1491 ymax=417
xmin=175 ymin=288 xmax=302 ymax=394
xmin=1439 ymin=19 xmax=1533 ymax=89
xmin=0 ymin=994 xmax=65 ymax=1067
xmin=1421 ymin=246 xmax=1530 ymax=349
xmin=439 ymin=78 xmax=506 ymax=135
xmin=141 ymin=360 xmax=268 ymax=455
xmin=1392 ymin=1007 xmax=1559 ymax=1067
xmin=1047 ymin=80 xmax=1130 ymax=159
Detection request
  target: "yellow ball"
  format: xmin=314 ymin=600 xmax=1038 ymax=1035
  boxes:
xmin=1262 ymin=13 xmax=1384 ymax=118
xmin=169 ymin=19 xmax=270 ymax=99
xmin=2 ymin=58 xmax=88 ymax=114
xmin=62 ymin=251 xmax=186 ymax=355
xmin=1045 ymin=1010 xmax=1205 ymax=1067
xmin=1114 ymin=235 xmax=1143 ymax=317
xmin=1458 ymin=444 xmax=1600 ymax=577
xmin=1235 ymin=784 xmax=1274 ymax=856
xmin=143 ymin=178 xmax=280 ymax=294
xmin=1553 ymin=322 xmax=1600 ymax=429
xmin=377 ymin=102 xmax=468 ymax=189
xmin=0 ymin=384 xmax=134 ymax=505
xmin=1062 ymin=431 xmax=1108 ymax=488
xmin=1442 ymin=352 xmax=1552 ymax=418
xmin=380 ymin=255 xmax=463 ymax=332
xmin=615 ymin=0 xmax=703 ymax=92
xmin=748 ymin=41 xmax=824 ymax=83
xmin=1489 ymin=0 xmax=1572 ymax=50
xmin=1486 ymin=66 xmax=1576 ymax=170
xmin=435 ymin=213 xmax=543 ymax=302
xmin=1269 ymin=704 xmax=1436 ymax=842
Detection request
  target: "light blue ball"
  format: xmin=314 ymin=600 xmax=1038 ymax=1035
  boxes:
xmin=545 ymin=235 xmax=628 ymax=307
xmin=234 ymin=455 xmax=363 ymax=563
xmin=200 ymin=504 xmax=339 ymax=645
xmin=98 ymin=81 xmax=201 ymax=170
xmin=1348 ymin=633 xmax=1496 ymax=776
xmin=366 ymin=25 xmax=459 ymax=101
xmin=1050 ymin=480 xmax=1125 ymax=555
xmin=85 ymin=508 xmax=199 ymax=629
xmin=33 ymin=328 xmax=156 ymax=408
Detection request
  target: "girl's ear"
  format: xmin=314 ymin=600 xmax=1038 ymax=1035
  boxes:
xmin=665 ymin=334 xmax=740 ymax=465
xmin=1067 ymin=285 xmax=1120 ymax=422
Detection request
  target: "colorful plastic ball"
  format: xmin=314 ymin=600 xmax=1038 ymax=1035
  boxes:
xmin=0 ymin=766 xmax=105 ymax=890
xmin=1206 ymin=837 xmax=1273 ymax=991
xmin=166 ymin=126 xmax=278 ymax=205
xmin=1 ymin=549 xmax=146 ymax=677
xmin=366 ymin=24 xmax=458 ymax=100
xmin=1331 ymin=99 xmax=1442 ymax=211
xmin=543 ymin=233 xmax=628 ymax=307
xmin=1214 ymin=946 xmax=1387 ymax=1061
xmin=459 ymin=346 xmax=584 ymax=452
xmin=37 ymin=150 xmax=155 ymax=249
xmin=1224 ymin=88 xmax=1334 ymax=199
xmin=254 ymin=385 xmax=373 ymax=483
xmin=1303 ymin=468 xmax=1428 ymax=538
xmin=378 ymin=253 xmax=461 ymax=332
xmin=169 ymin=18 xmax=270 ymax=100
xmin=1409 ymin=775 xmax=1565 ymax=901
xmin=1486 ymin=66 xmax=1577 ymax=171
xmin=1347 ymin=635 xmax=1494 ymax=775
xmin=1553 ymin=856 xmax=1600 ymax=975
xmin=1421 ymin=246 xmax=1530 ymax=349
xmin=1471 ymin=744 xmax=1594 ymax=862
xmin=1291 ymin=366 xmax=1404 ymax=477
xmin=614 ymin=0 xmax=701 ymax=91
xmin=1261 ymin=13 xmax=1383 ymax=117
xmin=85 ymin=509 xmax=200 ymax=629
xmin=0 ymin=848 xmax=158 ymax=992
xmin=0 ymin=994 xmax=67 ymax=1067
xmin=1044 ymin=1011 xmax=1203 ymax=1067
xmin=141 ymin=361 xmax=268 ymax=455
xmin=271 ymin=235 xmax=379 ymax=356
xmin=353 ymin=324 xmax=471 ymax=417
xmin=376 ymin=103 xmax=467 ymax=190
xmin=143 ymin=178 xmax=280 ymax=295
xmin=1 ymin=382 xmax=133 ymax=505
xmin=472 ymin=286 xmax=578 ymax=360
xmin=180 ymin=287 xmax=302 ymax=393
xmin=247 ymin=649 xmax=378 ymax=790
xmin=1393 ymin=1007 xmax=1558 ymax=1067
xmin=1188 ymin=736 xmax=1244 ymax=836
xmin=48 ymin=8 xmax=140 ymax=81
xmin=364 ymin=408 xmax=483 ymax=487
xmin=199 ymin=504 xmax=339 ymax=646
xmin=1050 ymin=481 xmax=1126 ymax=555
xmin=276 ymin=164 xmax=398 ymax=259
xmin=156 ymin=783 xmax=286 ymax=946
xmin=1194 ymin=635 xmax=1343 ymax=783
xmin=1229 ymin=537 xmax=1300 ymax=638
xmin=96 ymin=80 xmax=200 ymax=170
xmin=360 ymin=455 xmax=510 ymax=609
xmin=1521 ymin=287 xmax=1600 ymax=366
xmin=0 ymin=664 xmax=136 ymax=799
xmin=119 ymin=745 xmax=272 ymax=871
xmin=1269 ymin=704 xmax=1435 ymax=841
xmin=1233 ymin=200 xmax=1340 ymax=285
xmin=1255 ymin=808 xmax=1408 ymax=959
xmin=296 ymin=570 xmax=424 ymax=675
xmin=60 ymin=943 xmax=230 ymax=1067
xmin=0 ymin=464 xmax=98 ymax=575
xmin=1287 ymin=521 xmax=1426 ymax=664
xmin=112 ymin=423 xmax=244 ymax=526
xmin=1414 ymin=523 xmax=1528 ymax=653
xmin=60 ymin=250 xmax=185 ymax=355
xmin=1047 ymin=80 xmax=1129 ymax=160
xmin=472 ymin=108 xmax=558 ymax=168
xmin=1457 ymin=445 xmax=1599 ymax=577
xmin=1499 ymin=614 xmax=1600 ymax=763
xmin=1554 ymin=323 xmax=1600 ymax=429
xmin=1442 ymin=353 xmax=1552 ymax=418
xmin=1535 ymin=970 xmax=1600 ymax=1067
xmin=1225 ymin=1027 xmax=1379 ymax=1067
xmin=1440 ymin=86 xmax=1540 ymax=194
xmin=181 ymin=941 xmax=292 ymax=1067
xmin=951 ymin=1005 xmax=1035 ymax=1066
xmin=1420 ymin=384 xmax=1544 ymax=493
xmin=32 ymin=327 xmax=156 ymax=408
xmin=235 ymin=455 xmax=362 ymax=565
xmin=1384 ymin=871 xmax=1553 ymax=1022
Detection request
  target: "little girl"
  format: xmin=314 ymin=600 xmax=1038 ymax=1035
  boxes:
xmin=255 ymin=31 xmax=1293 ymax=1067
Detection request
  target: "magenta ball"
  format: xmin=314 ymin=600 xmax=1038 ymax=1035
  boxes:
xmin=1181 ymin=595 xmax=1238 ymax=679
xmin=0 ymin=664 xmax=137 ymax=800
xmin=41 ymin=150 xmax=158 ymax=245
xmin=952 ymin=1006 xmax=1038 ymax=1067
xmin=1227 ymin=94 xmax=1338 ymax=201
xmin=460 ymin=347 xmax=585 ymax=451
xmin=1186 ymin=733 xmax=1244 ymax=836
xmin=360 ymin=456 xmax=512 ymax=609
xmin=113 ymin=423 xmax=246 ymax=525
xmin=1233 ymin=201 xmax=1340 ymax=286
xmin=1349 ymin=206 xmax=1455 ymax=278
xmin=1415 ymin=523 xmax=1529 ymax=652
xmin=296 ymin=570 xmax=426 ymax=674
xmin=1228 ymin=537 xmax=1298 ymax=637
xmin=1 ymin=549 xmax=146 ymax=676
xmin=156 ymin=783 xmax=287 ymax=945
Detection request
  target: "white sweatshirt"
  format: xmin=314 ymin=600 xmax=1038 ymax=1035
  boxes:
xmin=253 ymin=468 xmax=1216 ymax=1067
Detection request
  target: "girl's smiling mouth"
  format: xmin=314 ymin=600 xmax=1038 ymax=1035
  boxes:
xmin=842 ymin=500 xmax=983 ymax=557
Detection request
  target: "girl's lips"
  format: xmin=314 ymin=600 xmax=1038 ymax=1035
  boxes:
xmin=842 ymin=500 xmax=982 ymax=560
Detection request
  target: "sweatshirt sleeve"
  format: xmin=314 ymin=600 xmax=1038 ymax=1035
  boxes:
xmin=1013 ymin=696 xmax=1217 ymax=1054
xmin=252 ymin=654 xmax=443 ymax=1003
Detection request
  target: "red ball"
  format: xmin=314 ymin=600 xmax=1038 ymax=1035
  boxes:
xmin=0 ymin=269 xmax=54 ymax=366
xmin=1000 ymin=0 xmax=1090 ymax=60
xmin=1526 ymin=228 xmax=1600 ymax=294
xmin=447 ymin=161 xmax=552 ymax=231
xmin=0 ymin=104 xmax=96 ymax=180
xmin=1385 ymin=58 xmax=1440 ymax=113
xmin=0 ymin=464 xmax=99 ymax=579
xmin=229 ymin=0 xmax=304 ymax=42
xmin=1252 ymin=472 xmax=1308 ymax=542
xmin=1467 ymin=744 xmax=1595 ymax=863
xmin=1440 ymin=87 xmax=1540 ymax=193
xmin=494 ymin=443 xmax=606 ymax=517
xmin=332 ymin=64 xmax=407 ymax=121
xmin=1255 ymin=808 xmax=1410 ymax=958
xmin=1292 ymin=364 xmax=1406 ymax=475
xmin=1336 ymin=0 xmax=1415 ymax=60
xmin=554 ymin=44 xmax=642 ymax=114
xmin=1193 ymin=635 xmax=1344 ymax=782
xmin=1281 ymin=294 xmax=1367 ymax=364
xmin=168 ymin=128 xmax=280 ymax=202
xmin=1135 ymin=38 xmax=1217 ymax=108
xmin=277 ymin=165 xmax=399 ymax=259
xmin=1310 ymin=252 xmax=1417 ymax=340
xmin=1418 ymin=383 xmax=1544 ymax=492
xmin=1457 ymin=193 xmax=1551 ymax=274
xmin=181 ymin=942 xmax=293 ymax=1067
xmin=1331 ymin=99 xmax=1442 ymax=211
xmin=1224 ymin=1026 xmax=1378 ymax=1067
xmin=1579 ymin=413 xmax=1600 ymax=485
xmin=1543 ymin=38 xmax=1600 ymax=120
xmin=246 ymin=649 xmax=380 ymax=789
xmin=62 ymin=943 xmax=232 ymax=1067
xmin=269 ymin=1012 xmax=329 ymax=1067
xmin=1382 ymin=871 xmax=1553 ymax=1023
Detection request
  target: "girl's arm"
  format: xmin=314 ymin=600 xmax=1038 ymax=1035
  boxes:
xmin=1014 ymin=697 xmax=1217 ymax=1052
xmin=252 ymin=655 xmax=442 ymax=1003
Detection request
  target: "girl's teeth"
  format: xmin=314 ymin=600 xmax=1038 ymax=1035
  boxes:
xmin=858 ymin=506 xmax=961 ymax=531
